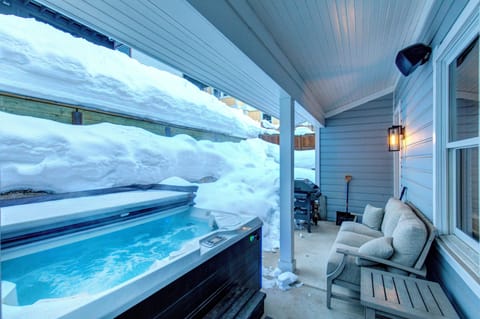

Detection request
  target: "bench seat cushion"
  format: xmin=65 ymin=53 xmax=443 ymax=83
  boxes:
xmin=340 ymin=222 xmax=384 ymax=238
xmin=327 ymin=242 xmax=388 ymax=287
xmin=335 ymin=230 xmax=379 ymax=247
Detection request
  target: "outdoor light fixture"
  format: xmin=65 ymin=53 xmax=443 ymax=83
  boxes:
xmin=388 ymin=125 xmax=404 ymax=152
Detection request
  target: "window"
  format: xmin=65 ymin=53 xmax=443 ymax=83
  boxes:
xmin=434 ymin=1 xmax=479 ymax=279
xmin=447 ymin=37 xmax=479 ymax=246
xmin=262 ymin=113 xmax=272 ymax=122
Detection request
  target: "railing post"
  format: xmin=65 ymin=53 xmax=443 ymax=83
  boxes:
xmin=315 ymin=126 xmax=321 ymax=186
xmin=278 ymin=90 xmax=296 ymax=272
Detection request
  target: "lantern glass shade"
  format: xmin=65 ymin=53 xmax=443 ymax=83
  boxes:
xmin=388 ymin=125 xmax=403 ymax=151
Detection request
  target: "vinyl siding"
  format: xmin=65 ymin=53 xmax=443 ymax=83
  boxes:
xmin=395 ymin=62 xmax=434 ymax=217
xmin=394 ymin=1 xmax=477 ymax=318
xmin=320 ymin=94 xmax=393 ymax=220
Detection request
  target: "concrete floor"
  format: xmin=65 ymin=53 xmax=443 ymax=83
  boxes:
xmin=261 ymin=221 xmax=364 ymax=319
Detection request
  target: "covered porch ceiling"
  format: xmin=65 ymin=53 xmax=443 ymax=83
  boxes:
xmin=36 ymin=0 xmax=434 ymax=127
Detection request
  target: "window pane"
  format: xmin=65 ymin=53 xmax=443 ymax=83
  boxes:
xmin=454 ymin=147 xmax=479 ymax=242
xmin=449 ymin=37 xmax=479 ymax=142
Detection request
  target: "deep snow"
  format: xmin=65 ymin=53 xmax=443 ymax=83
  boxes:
xmin=0 ymin=13 xmax=317 ymax=318
xmin=0 ymin=111 xmax=315 ymax=250
xmin=0 ymin=14 xmax=261 ymax=139
xmin=0 ymin=14 xmax=316 ymax=251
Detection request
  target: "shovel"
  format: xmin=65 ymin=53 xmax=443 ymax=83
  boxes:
xmin=336 ymin=175 xmax=353 ymax=225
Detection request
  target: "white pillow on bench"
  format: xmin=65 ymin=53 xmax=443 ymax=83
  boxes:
xmin=362 ymin=204 xmax=384 ymax=230
xmin=355 ymin=236 xmax=394 ymax=266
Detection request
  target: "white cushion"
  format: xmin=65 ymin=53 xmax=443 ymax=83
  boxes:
xmin=340 ymin=222 xmax=384 ymax=238
xmin=382 ymin=198 xmax=411 ymax=236
xmin=362 ymin=204 xmax=384 ymax=230
xmin=388 ymin=211 xmax=427 ymax=272
xmin=355 ymin=237 xmax=394 ymax=266
xmin=335 ymin=230 xmax=377 ymax=247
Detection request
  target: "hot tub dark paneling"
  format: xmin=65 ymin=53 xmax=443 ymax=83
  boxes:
xmin=116 ymin=227 xmax=263 ymax=319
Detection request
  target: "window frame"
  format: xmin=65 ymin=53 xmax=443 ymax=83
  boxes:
xmin=433 ymin=0 xmax=479 ymax=284
xmin=393 ymin=100 xmax=403 ymax=199
xmin=448 ymin=144 xmax=478 ymax=247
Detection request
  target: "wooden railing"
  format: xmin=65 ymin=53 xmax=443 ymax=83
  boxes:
xmin=259 ymin=133 xmax=315 ymax=150
xmin=0 ymin=92 xmax=243 ymax=142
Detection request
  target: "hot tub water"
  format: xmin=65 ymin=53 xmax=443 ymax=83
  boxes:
xmin=2 ymin=208 xmax=213 ymax=306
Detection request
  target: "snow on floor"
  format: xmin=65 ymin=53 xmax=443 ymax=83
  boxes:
xmin=0 ymin=111 xmax=315 ymax=250
xmin=0 ymin=14 xmax=261 ymax=138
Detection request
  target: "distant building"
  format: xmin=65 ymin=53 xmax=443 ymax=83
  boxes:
xmin=220 ymin=95 xmax=280 ymax=128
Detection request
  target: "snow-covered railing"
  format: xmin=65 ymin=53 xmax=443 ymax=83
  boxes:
xmin=0 ymin=14 xmax=262 ymax=139
xmin=0 ymin=92 xmax=244 ymax=142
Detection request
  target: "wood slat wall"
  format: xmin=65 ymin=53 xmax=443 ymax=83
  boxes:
xmin=0 ymin=92 xmax=243 ymax=142
xmin=320 ymin=94 xmax=393 ymax=220
xmin=259 ymin=133 xmax=315 ymax=150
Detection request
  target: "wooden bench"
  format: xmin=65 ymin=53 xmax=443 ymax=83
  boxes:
xmin=360 ymin=268 xmax=459 ymax=319
xmin=327 ymin=200 xmax=437 ymax=309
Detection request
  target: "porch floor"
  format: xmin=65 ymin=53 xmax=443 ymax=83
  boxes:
xmin=261 ymin=221 xmax=364 ymax=319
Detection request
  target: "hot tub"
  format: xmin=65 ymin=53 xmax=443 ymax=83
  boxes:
xmin=1 ymin=186 xmax=263 ymax=318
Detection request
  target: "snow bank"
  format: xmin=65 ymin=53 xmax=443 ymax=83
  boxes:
xmin=0 ymin=15 xmax=317 ymax=251
xmin=0 ymin=112 xmax=229 ymax=192
xmin=295 ymin=126 xmax=314 ymax=135
xmin=0 ymin=112 xmax=315 ymax=249
xmin=295 ymin=150 xmax=315 ymax=170
xmin=0 ymin=14 xmax=261 ymax=138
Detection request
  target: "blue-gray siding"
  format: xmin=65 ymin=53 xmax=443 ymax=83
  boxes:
xmin=320 ymin=94 xmax=393 ymax=220
xmin=427 ymin=245 xmax=478 ymax=319
xmin=395 ymin=59 xmax=434 ymax=218
xmin=394 ymin=1 xmax=477 ymax=318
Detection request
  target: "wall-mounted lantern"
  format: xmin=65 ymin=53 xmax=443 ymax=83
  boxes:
xmin=388 ymin=125 xmax=404 ymax=152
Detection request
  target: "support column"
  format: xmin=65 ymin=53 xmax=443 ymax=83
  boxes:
xmin=315 ymin=126 xmax=321 ymax=186
xmin=278 ymin=91 xmax=296 ymax=272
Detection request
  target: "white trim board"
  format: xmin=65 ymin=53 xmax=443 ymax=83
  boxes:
xmin=436 ymin=237 xmax=480 ymax=297
xmin=325 ymin=86 xmax=395 ymax=118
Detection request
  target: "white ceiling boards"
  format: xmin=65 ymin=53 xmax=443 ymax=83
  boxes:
xmin=189 ymin=0 xmax=434 ymax=119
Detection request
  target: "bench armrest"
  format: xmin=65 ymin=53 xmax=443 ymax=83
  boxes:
xmin=336 ymin=247 xmax=426 ymax=277
xmin=349 ymin=212 xmax=362 ymax=222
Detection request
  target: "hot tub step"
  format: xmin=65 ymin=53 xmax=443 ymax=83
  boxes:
xmin=236 ymin=290 xmax=267 ymax=319
xmin=204 ymin=286 xmax=266 ymax=319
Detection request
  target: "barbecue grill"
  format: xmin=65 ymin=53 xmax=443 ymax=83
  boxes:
xmin=294 ymin=178 xmax=321 ymax=232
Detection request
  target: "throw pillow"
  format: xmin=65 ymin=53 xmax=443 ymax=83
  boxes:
xmin=362 ymin=204 xmax=384 ymax=230
xmin=355 ymin=236 xmax=394 ymax=266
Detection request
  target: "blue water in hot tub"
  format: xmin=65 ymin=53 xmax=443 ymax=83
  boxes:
xmin=1 ymin=208 xmax=213 ymax=306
